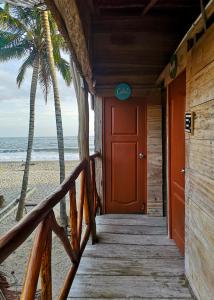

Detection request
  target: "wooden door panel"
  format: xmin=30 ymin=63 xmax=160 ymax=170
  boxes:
xmin=104 ymin=98 xmax=146 ymax=214
xmin=112 ymin=142 xmax=137 ymax=205
xmin=112 ymin=106 xmax=138 ymax=135
xmin=169 ymin=71 xmax=186 ymax=255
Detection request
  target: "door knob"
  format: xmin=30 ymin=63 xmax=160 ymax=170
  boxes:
xmin=139 ymin=152 xmax=145 ymax=159
xmin=180 ymin=168 xmax=185 ymax=173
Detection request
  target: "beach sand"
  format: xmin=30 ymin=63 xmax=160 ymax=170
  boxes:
xmin=0 ymin=160 xmax=79 ymax=207
xmin=0 ymin=160 xmax=80 ymax=298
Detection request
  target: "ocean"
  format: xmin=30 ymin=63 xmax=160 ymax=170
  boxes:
xmin=0 ymin=136 xmax=94 ymax=161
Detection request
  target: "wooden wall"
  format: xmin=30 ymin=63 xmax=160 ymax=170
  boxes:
xmin=185 ymin=23 xmax=214 ymax=300
xmin=94 ymin=91 xmax=163 ymax=216
xmin=147 ymin=104 xmax=163 ymax=216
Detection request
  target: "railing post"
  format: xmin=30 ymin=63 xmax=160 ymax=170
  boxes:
xmin=20 ymin=217 xmax=51 ymax=300
xmin=40 ymin=229 xmax=52 ymax=300
xmin=78 ymin=170 xmax=86 ymax=241
xmin=90 ymin=158 xmax=96 ymax=214
xmin=69 ymin=184 xmax=80 ymax=256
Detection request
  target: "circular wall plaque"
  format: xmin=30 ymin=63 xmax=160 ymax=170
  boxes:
xmin=115 ymin=82 xmax=132 ymax=100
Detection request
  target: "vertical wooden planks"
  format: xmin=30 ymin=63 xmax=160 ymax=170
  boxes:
xmin=147 ymin=104 xmax=163 ymax=216
xmin=185 ymin=23 xmax=214 ymax=300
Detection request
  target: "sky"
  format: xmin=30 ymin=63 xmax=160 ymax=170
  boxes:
xmin=0 ymin=58 xmax=95 ymax=137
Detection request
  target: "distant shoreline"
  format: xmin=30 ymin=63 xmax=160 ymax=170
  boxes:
xmin=0 ymin=159 xmax=80 ymax=163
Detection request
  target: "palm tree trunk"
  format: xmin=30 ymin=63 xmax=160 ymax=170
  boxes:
xmin=70 ymin=58 xmax=97 ymax=243
xmin=16 ymin=55 xmax=40 ymax=221
xmin=42 ymin=10 xmax=67 ymax=227
xmin=70 ymin=57 xmax=81 ymax=157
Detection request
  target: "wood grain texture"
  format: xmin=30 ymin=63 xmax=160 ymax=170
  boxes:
xmin=69 ymin=214 xmax=191 ymax=299
xmin=50 ymin=0 xmax=94 ymax=92
xmin=188 ymin=139 xmax=214 ymax=180
xmin=77 ymin=256 xmax=184 ymax=276
xmin=187 ymin=23 xmax=214 ymax=81
xmin=191 ymin=100 xmax=214 ymax=140
xmin=184 ymin=19 xmax=214 ymax=300
xmin=69 ymin=298 xmax=192 ymax=300
xmin=186 ymin=201 xmax=214 ymax=300
xmin=70 ymin=275 xmax=191 ymax=298
xmin=147 ymin=105 xmax=163 ymax=216
xmin=96 ymin=213 xmax=165 ymax=220
xmin=158 ymin=4 xmax=214 ymax=86
xmin=20 ymin=218 xmax=51 ymax=300
xmin=94 ymin=96 xmax=103 ymax=210
xmin=187 ymin=60 xmax=214 ymax=108
xmin=96 ymin=216 xmax=166 ymax=227
xmin=83 ymin=244 xmax=180 ymax=259
xmin=40 ymin=229 xmax=52 ymax=300
xmin=97 ymin=232 xmax=173 ymax=246
xmin=96 ymin=224 xmax=167 ymax=235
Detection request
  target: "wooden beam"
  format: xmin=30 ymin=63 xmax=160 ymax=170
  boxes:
xmin=98 ymin=3 xmax=145 ymax=9
xmin=46 ymin=0 xmax=94 ymax=93
xmin=78 ymin=78 xmax=97 ymax=243
xmin=156 ymin=0 xmax=214 ymax=86
xmin=142 ymin=0 xmax=159 ymax=15
xmin=200 ymin=0 xmax=207 ymax=31
xmin=87 ymin=0 xmax=95 ymax=14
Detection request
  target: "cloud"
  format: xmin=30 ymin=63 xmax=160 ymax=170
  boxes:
xmin=0 ymin=59 xmax=94 ymax=137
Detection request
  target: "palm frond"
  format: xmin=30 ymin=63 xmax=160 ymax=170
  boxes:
xmin=51 ymin=33 xmax=67 ymax=52
xmin=0 ymin=6 xmax=26 ymax=35
xmin=0 ymin=40 xmax=29 ymax=61
xmin=0 ymin=30 xmax=25 ymax=49
xmin=55 ymin=56 xmax=72 ymax=86
xmin=17 ymin=52 xmax=35 ymax=87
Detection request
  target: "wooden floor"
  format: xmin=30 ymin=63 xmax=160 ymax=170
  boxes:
xmin=68 ymin=214 xmax=193 ymax=299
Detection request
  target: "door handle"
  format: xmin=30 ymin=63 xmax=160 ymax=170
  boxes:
xmin=180 ymin=168 xmax=185 ymax=173
xmin=139 ymin=152 xmax=145 ymax=159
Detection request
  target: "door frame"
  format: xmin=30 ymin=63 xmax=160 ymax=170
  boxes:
xmin=102 ymin=96 xmax=147 ymax=214
xmin=167 ymin=70 xmax=186 ymax=240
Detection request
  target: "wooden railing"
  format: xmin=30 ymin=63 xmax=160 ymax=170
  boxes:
xmin=0 ymin=153 xmax=102 ymax=300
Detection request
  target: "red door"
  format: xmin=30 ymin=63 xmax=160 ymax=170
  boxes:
xmin=169 ymin=72 xmax=186 ymax=255
xmin=104 ymin=97 xmax=147 ymax=213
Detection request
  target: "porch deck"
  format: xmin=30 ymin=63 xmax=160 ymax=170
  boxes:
xmin=68 ymin=214 xmax=192 ymax=299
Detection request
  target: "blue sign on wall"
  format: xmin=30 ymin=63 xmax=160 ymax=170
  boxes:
xmin=115 ymin=83 xmax=132 ymax=101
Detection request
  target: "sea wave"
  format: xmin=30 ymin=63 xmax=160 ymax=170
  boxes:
xmin=0 ymin=147 xmax=94 ymax=153
xmin=0 ymin=136 xmax=94 ymax=161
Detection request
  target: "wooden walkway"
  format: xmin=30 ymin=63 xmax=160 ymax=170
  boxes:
xmin=68 ymin=214 xmax=192 ymax=299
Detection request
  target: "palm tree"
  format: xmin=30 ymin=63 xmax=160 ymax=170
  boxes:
xmin=0 ymin=4 xmax=71 ymax=223
xmin=41 ymin=10 xmax=68 ymax=227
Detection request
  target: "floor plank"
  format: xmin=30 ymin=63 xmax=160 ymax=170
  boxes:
xmin=78 ymin=257 xmax=184 ymax=276
xmin=70 ymin=275 xmax=191 ymax=298
xmin=67 ymin=297 xmax=193 ymax=300
xmin=68 ymin=214 xmax=192 ymax=299
xmin=96 ymin=216 xmax=166 ymax=227
xmin=98 ymin=233 xmax=175 ymax=245
xmin=97 ymin=224 xmax=167 ymax=235
xmin=83 ymin=244 xmax=181 ymax=259
xmin=97 ymin=214 xmax=166 ymax=221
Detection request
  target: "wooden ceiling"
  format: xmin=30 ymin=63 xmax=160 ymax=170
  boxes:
xmin=83 ymin=0 xmax=210 ymax=89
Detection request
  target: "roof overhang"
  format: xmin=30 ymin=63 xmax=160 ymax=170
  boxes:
xmin=2 ymin=0 xmax=46 ymax=9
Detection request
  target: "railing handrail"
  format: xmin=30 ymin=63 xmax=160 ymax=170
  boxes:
xmin=0 ymin=153 xmax=100 ymax=264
